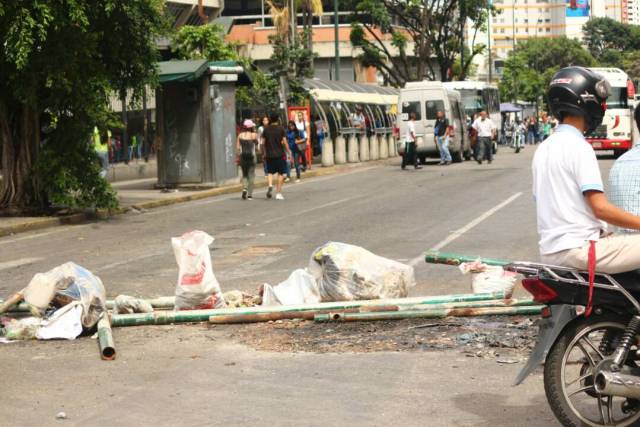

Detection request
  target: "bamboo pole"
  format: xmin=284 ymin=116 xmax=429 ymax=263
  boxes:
xmin=209 ymin=305 xmax=400 ymax=324
xmin=97 ymin=315 xmax=116 ymax=360
xmin=209 ymin=299 xmax=537 ymax=324
xmin=111 ymin=292 xmax=508 ymax=327
xmin=0 ymin=292 xmax=23 ymax=314
xmin=424 ymin=251 xmax=511 ymax=267
xmin=314 ymin=305 xmax=543 ymax=323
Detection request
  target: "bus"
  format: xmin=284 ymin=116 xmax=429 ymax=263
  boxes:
xmin=443 ymin=81 xmax=502 ymax=139
xmin=586 ymin=68 xmax=635 ymax=157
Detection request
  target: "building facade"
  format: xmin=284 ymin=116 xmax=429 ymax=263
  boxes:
xmin=473 ymin=0 xmax=627 ymax=81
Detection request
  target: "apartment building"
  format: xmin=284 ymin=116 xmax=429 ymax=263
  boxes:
xmin=473 ymin=0 xmax=628 ymax=80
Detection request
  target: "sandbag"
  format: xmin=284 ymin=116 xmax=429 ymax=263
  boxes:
xmin=308 ymin=242 xmax=416 ymax=301
xmin=172 ymin=230 xmax=225 ymax=310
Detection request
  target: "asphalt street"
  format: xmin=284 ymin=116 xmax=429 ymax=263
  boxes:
xmin=0 ymin=145 xmax=618 ymax=426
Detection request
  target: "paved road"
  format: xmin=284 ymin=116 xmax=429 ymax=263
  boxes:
xmin=0 ymin=146 xmax=618 ymax=426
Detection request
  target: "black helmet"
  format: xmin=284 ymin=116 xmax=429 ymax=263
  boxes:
xmin=547 ymin=66 xmax=610 ymax=133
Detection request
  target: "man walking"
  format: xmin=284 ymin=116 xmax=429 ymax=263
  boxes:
xmin=472 ymin=111 xmax=496 ymax=164
xmin=401 ymin=112 xmax=421 ymax=170
xmin=434 ymin=110 xmax=451 ymax=166
xmin=262 ymin=113 xmax=290 ymax=200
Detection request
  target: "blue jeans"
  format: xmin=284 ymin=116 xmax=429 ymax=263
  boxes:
xmin=288 ymin=150 xmax=302 ymax=179
xmin=527 ymin=131 xmax=535 ymax=145
xmin=437 ymin=136 xmax=451 ymax=163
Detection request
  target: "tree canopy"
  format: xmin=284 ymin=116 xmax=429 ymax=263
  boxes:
xmin=348 ymin=0 xmax=492 ymax=86
xmin=583 ymin=17 xmax=640 ymax=79
xmin=172 ymin=24 xmax=239 ymax=61
xmin=0 ymin=0 xmax=167 ymax=212
xmin=499 ymin=37 xmax=595 ymax=103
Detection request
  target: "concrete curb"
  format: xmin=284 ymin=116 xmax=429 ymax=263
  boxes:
xmin=0 ymin=158 xmax=394 ymax=238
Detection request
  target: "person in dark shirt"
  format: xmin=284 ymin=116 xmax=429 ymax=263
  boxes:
xmin=434 ymin=110 xmax=451 ymax=165
xmin=262 ymin=113 xmax=290 ymax=200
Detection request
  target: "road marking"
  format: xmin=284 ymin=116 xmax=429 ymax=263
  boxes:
xmin=0 ymin=257 xmax=43 ymax=271
xmin=408 ymin=192 xmax=523 ymax=267
xmin=261 ymin=196 xmax=360 ymax=225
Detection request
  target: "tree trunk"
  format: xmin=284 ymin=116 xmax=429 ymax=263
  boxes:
xmin=0 ymin=100 xmax=41 ymax=213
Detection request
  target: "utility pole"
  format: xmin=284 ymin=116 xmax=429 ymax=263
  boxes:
xmin=512 ymin=0 xmax=517 ymax=102
xmin=334 ymin=0 xmax=340 ymax=81
xmin=487 ymin=12 xmax=492 ymax=83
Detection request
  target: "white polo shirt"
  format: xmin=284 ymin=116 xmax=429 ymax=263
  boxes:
xmin=405 ymin=120 xmax=416 ymax=143
xmin=532 ymin=124 xmax=607 ymax=255
xmin=472 ymin=117 xmax=496 ymax=137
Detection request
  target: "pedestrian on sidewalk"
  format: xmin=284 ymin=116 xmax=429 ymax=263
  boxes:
xmin=402 ymin=112 xmax=421 ymax=169
xmin=472 ymin=111 xmax=496 ymax=164
xmin=434 ymin=110 xmax=451 ymax=166
xmin=236 ymin=119 xmax=259 ymax=200
xmin=262 ymin=113 xmax=290 ymax=200
xmin=286 ymin=120 xmax=306 ymax=182
xmin=93 ymin=126 xmax=109 ymax=178
xmin=258 ymin=116 xmax=269 ymax=178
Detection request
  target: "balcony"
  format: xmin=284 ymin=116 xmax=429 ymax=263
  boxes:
xmin=166 ymin=0 xmax=223 ymax=28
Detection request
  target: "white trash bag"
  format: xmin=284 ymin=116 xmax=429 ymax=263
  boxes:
xmin=308 ymin=242 xmax=416 ymax=301
xmin=262 ymin=269 xmax=321 ymax=306
xmin=459 ymin=260 xmax=518 ymax=298
xmin=172 ymin=231 xmax=225 ymax=310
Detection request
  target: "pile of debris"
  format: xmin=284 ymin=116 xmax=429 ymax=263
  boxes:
xmin=0 ymin=232 xmax=541 ymax=360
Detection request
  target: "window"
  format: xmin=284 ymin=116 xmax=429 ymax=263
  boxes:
xmin=546 ymin=28 xmax=551 ymax=32
xmin=545 ymin=18 xmax=551 ymax=22
xmin=401 ymin=101 xmax=421 ymax=121
xmin=538 ymin=27 xmax=543 ymax=32
xmin=500 ymin=28 xmax=505 ymax=33
xmin=425 ymin=100 xmax=445 ymax=120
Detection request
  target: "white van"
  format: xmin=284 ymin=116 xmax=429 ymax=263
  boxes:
xmin=396 ymin=81 xmax=471 ymax=163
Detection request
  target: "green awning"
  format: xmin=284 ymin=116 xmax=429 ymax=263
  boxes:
xmin=157 ymin=59 xmax=209 ymax=83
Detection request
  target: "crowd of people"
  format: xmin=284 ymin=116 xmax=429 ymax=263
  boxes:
xmin=502 ymin=113 xmax=558 ymax=147
xmin=236 ymin=112 xmax=327 ymax=201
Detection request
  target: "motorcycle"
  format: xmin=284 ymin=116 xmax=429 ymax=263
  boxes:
xmin=507 ymin=261 xmax=640 ymax=426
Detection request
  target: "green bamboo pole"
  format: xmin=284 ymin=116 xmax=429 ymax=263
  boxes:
xmin=97 ymin=315 xmax=116 ymax=360
xmin=398 ymin=298 xmax=536 ymax=311
xmin=424 ymin=251 xmax=511 ymax=267
xmin=111 ymin=292 xmax=508 ymax=327
xmin=314 ymin=305 xmax=543 ymax=322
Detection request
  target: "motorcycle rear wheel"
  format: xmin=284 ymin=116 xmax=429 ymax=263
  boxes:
xmin=544 ymin=314 xmax=640 ymax=427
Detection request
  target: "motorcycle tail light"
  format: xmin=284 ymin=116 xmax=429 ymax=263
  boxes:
xmin=541 ymin=307 xmax=552 ymax=318
xmin=522 ymin=278 xmax=558 ymax=303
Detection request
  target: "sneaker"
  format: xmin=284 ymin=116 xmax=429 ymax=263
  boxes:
xmin=242 ymin=189 xmax=248 ymax=200
xmin=445 ymin=161 xmax=451 ymax=165
xmin=247 ymin=195 xmax=253 ymax=200
xmin=295 ymin=179 xmax=301 ymax=183
xmin=275 ymin=193 xmax=284 ymax=200
xmin=266 ymin=186 xmax=273 ymax=199
xmin=414 ymin=165 xmax=422 ymax=170
xmin=401 ymin=165 xmax=406 ymax=170
xmin=284 ymin=177 xmax=291 ymax=183
xmin=477 ymin=160 xmax=482 ymax=165
xmin=438 ymin=161 xmax=445 ymax=165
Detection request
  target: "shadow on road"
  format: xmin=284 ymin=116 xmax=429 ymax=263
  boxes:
xmin=452 ymin=392 xmax=554 ymax=426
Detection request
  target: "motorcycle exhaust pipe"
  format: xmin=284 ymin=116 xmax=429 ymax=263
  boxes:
xmin=594 ymin=370 xmax=640 ymax=398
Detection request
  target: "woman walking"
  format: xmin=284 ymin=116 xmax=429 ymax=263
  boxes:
xmin=286 ymin=120 xmax=306 ymax=182
xmin=237 ymin=119 xmax=259 ymax=200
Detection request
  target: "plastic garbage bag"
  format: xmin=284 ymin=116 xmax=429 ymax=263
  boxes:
xmin=22 ymin=262 xmax=106 ymax=329
xmin=172 ymin=231 xmax=225 ymax=310
xmin=1 ymin=317 xmax=41 ymax=340
xmin=459 ymin=260 xmax=518 ymax=298
xmin=261 ymin=269 xmax=321 ymax=306
xmin=36 ymin=302 xmax=83 ymax=340
xmin=308 ymin=242 xmax=416 ymax=301
xmin=114 ymin=295 xmax=154 ymax=314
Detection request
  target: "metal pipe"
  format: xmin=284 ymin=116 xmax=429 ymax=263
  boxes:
xmin=209 ymin=305 xmax=399 ymax=324
xmin=97 ymin=315 xmax=116 ymax=360
xmin=424 ymin=251 xmax=511 ymax=267
xmin=594 ymin=370 xmax=640 ymax=399
xmin=314 ymin=305 xmax=543 ymax=322
xmin=398 ymin=298 xmax=536 ymax=312
xmin=3 ymin=296 xmax=176 ymax=313
xmin=110 ymin=292 xmax=509 ymax=327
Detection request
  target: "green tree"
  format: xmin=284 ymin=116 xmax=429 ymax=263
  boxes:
xmin=172 ymin=24 xmax=239 ymax=61
xmin=270 ymin=29 xmax=316 ymax=106
xmin=583 ymin=17 xmax=640 ymax=79
xmin=236 ymin=68 xmax=281 ymax=113
xmin=348 ymin=0 xmax=494 ymax=86
xmin=0 ymin=0 xmax=167 ymax=212
xmin=499 ymin=37 xmax=595 ymax=103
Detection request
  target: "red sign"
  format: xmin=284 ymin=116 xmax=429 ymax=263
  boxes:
xmin=287 ymin=106 xmax=312 ymax=167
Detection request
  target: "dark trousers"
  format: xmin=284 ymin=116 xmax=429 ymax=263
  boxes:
xmin=402 ymin=142 xmax=418 ymax=168
xmin=477 ymin=137 xmax=493 ymax=162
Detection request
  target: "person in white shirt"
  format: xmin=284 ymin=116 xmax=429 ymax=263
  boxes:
xmin=401 ymin=112 xmax=421 ymax=169
xmin=472 ymin=111 xmax=496 ymax=164
xmin=534 ymin=66 xmax=640 ymax=274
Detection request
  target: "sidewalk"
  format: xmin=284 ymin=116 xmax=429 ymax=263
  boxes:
xmin=0 ymin=158 xmax=394 ymax=237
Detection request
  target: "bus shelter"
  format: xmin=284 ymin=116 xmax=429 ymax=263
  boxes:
xmin=304 ymin=79 xmax=399 ymax=166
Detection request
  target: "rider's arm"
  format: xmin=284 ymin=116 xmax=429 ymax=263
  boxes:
xmin=584 ymin=191 xmax=640 ymax=229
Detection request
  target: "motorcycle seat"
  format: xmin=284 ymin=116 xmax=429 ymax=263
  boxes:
xmin=611 ymin=270 xmax=640 ymax=295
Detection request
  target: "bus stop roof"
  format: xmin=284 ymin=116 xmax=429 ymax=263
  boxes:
xmin=304 ymin=79 xmax=398 ymax=106
xmin=157 ymin=59 xmax=210 ymax=83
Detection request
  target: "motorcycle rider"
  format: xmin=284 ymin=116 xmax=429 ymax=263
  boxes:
xmin=533 ymin=66 xmax=640 ymax=274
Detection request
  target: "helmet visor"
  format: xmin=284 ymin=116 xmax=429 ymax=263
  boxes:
xmin=595 ymin=79 xmax=611 ymax=100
